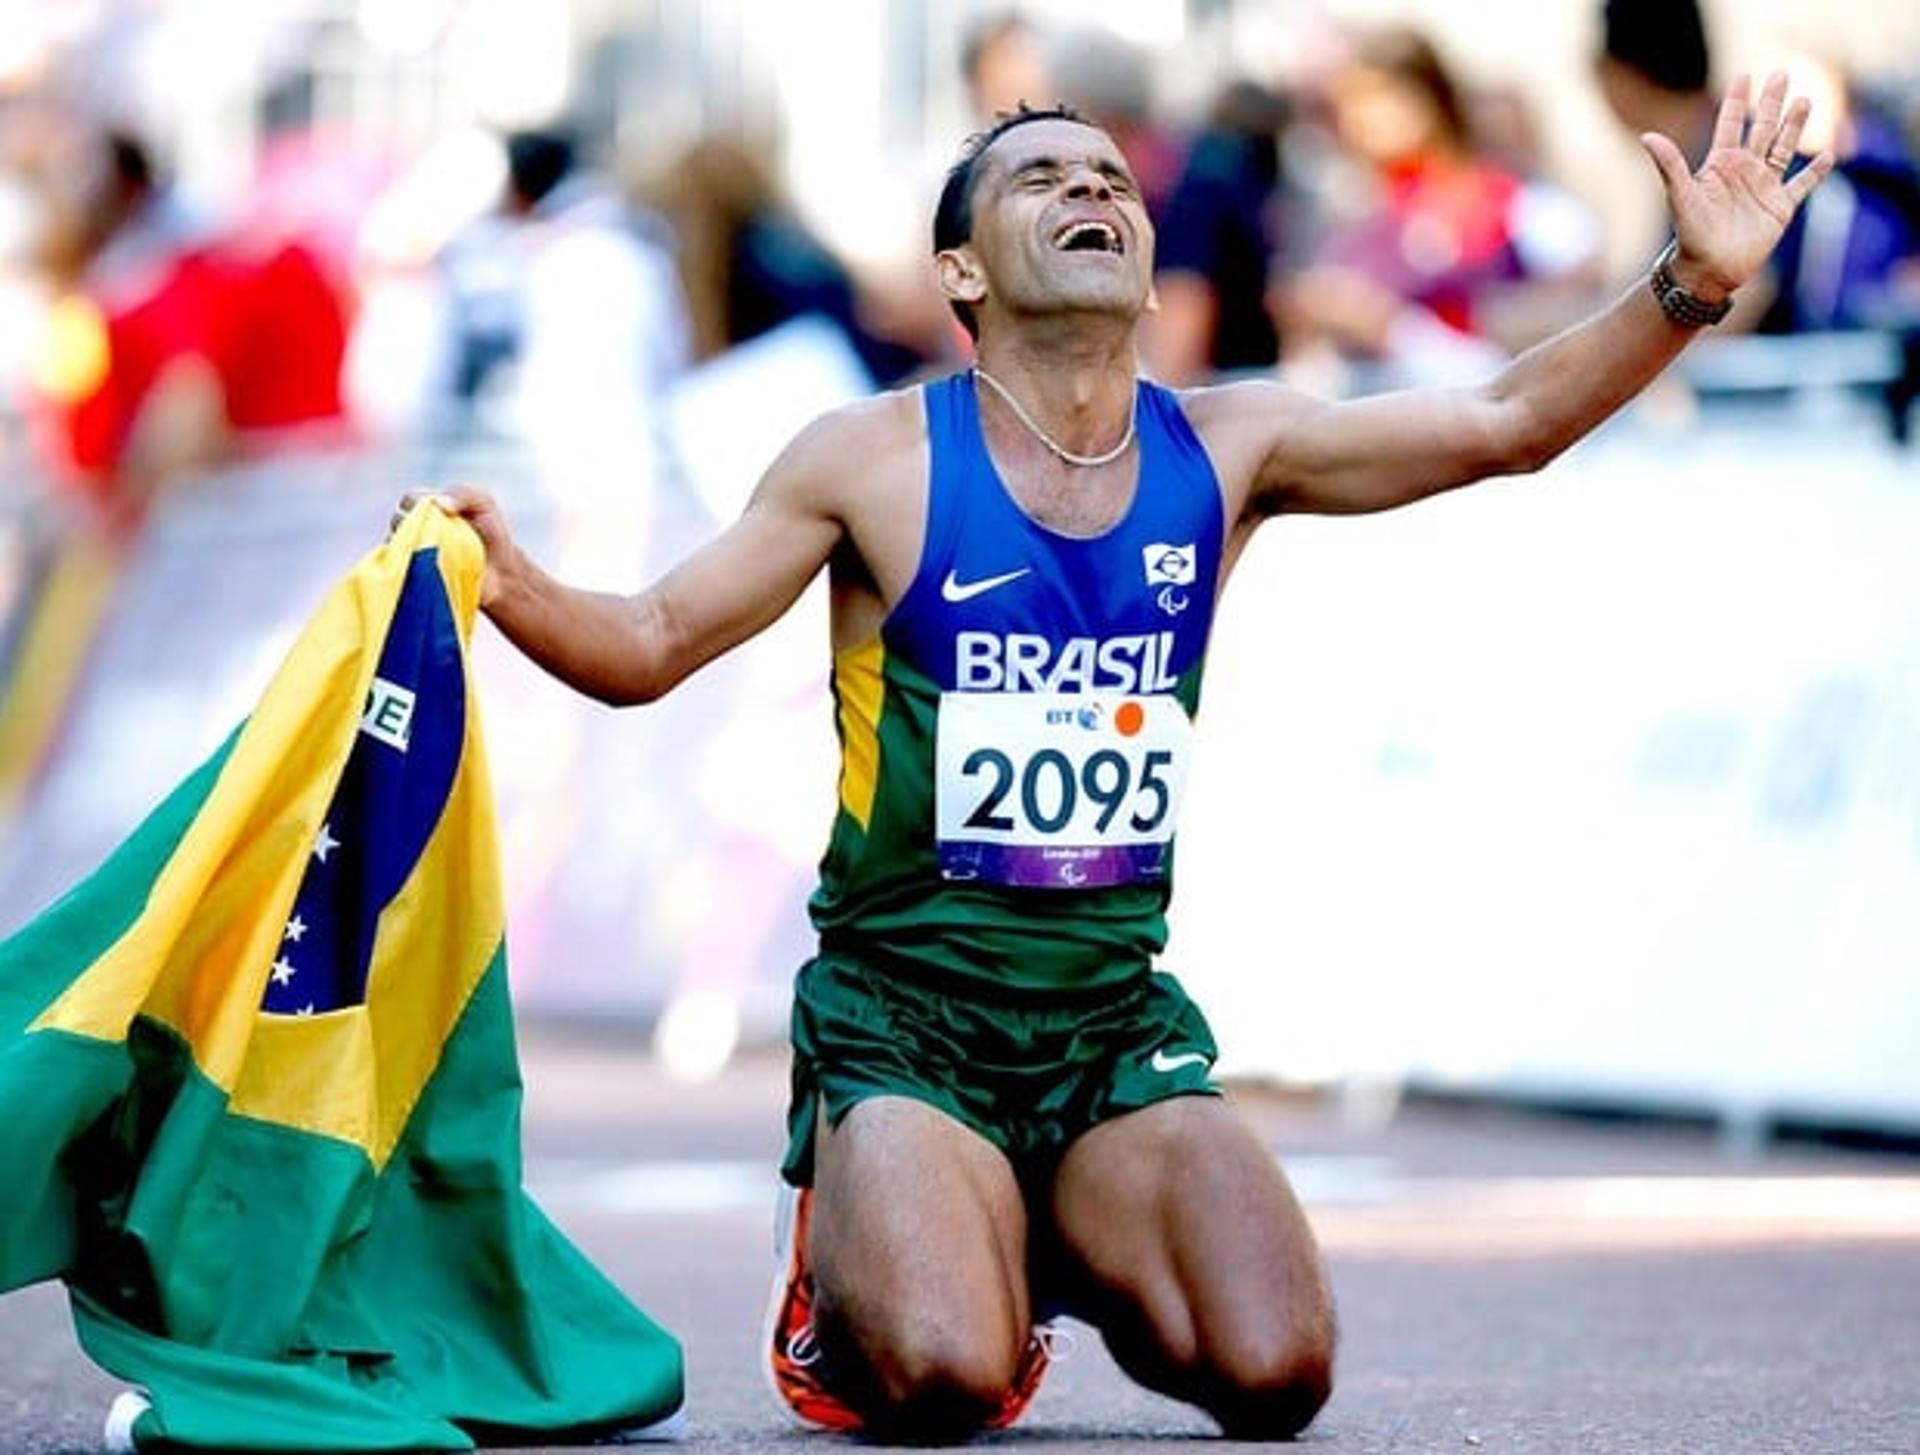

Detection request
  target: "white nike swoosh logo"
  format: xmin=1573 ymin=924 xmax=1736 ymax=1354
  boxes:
xmin=1150 ymin=1049 xmax=1212 ymax=1074
xmin=941 ymin=566 xmax=1031 ymax=603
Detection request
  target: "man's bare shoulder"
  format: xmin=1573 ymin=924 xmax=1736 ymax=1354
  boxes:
xmin=1176 ymin=377 xmax=1324 ymax=439
xmin=769 ymin=383 xmax=930 ymax=509
xmin=1173 ymin=378 xmax=1327 ymax=502
xmin=755 ymin=380 xmax=934 ymax=606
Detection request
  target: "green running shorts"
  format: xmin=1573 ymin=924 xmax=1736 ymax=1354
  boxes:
xmin=783 ymin=951 xmax=1220 ymax=1187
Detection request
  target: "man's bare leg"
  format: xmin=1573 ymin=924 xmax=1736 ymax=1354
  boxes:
xmin=808 ymin=1095 xmax=1032 ymax=1440
xmin=1049 ymin=1095 xmax=1336 ymax=1438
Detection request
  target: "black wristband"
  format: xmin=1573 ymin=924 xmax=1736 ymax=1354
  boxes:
xmin=1649 ymin=240 xmax=1733 ymax=327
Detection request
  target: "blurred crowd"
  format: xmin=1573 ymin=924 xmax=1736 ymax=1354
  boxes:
xmin=0 ymin=0 xmax=1915 ymax=1059
xmin=0 ymin=0 xmax=1915 ymax=540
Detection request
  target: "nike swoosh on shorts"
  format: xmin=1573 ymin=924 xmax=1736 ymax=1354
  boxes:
xmin=941 ymin=567 xmax=1031 ymax=603
xmin=1150 ymin=1049 xmax=1212 ymax=1074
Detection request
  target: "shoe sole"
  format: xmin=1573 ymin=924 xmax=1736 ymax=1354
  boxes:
xmin=103 ymin=1390 xmax=150 ymax=1454
xmin=760 ymin=1183 xmax=839 ymax=1430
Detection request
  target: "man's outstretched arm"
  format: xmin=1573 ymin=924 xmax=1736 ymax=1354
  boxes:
xmin=403 ymin=410 xmax=852 ymax=706
xmin=1208 ymin=73 xmax=1833 ymax=518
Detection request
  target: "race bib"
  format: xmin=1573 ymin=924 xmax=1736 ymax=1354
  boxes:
xmin=935 ymin=691 xmax=1192 ymax=889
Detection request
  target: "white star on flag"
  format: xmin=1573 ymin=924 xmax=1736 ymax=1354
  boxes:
xmin=297 ymin=1004 xmax=315 ymax=1017
xmin=313 ymin=823 xmax=340 ymax=864
xmin=270 ymin=957 xmax=297 ymax=988
xmin=283 ymin=914 xmax=307 ymax=943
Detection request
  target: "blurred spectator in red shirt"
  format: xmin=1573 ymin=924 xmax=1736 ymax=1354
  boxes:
xmin=19 ymin=119 xmax=349 ymax=531
xmin=1276 ymin=27 xmax=1599 ymax=385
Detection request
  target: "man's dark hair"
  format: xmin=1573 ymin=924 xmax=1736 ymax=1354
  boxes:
xmin=933 ymin=102 xmax=1087 ymax=338
xmin=1601 ymin=0 xmax=1710 ymax=96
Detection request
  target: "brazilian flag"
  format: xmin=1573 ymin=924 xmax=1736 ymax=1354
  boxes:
xmin=0 ymin=504 xmax=683 ymax=1450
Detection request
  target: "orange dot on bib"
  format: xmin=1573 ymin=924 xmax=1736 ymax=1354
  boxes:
xmin=1114 ymin=700 xmax=1145 ymax=737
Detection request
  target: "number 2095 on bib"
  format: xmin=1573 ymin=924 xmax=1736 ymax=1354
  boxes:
xmin=934 ymin=690 xmax=1193 ymax=890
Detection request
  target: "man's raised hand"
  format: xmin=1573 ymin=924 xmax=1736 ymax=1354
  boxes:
xmin=1639 ymin=71 xmax=1835 ymax=303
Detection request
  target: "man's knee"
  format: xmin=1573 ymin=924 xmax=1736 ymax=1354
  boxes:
xmin=817 ymin=1302 xmax=1021 ymax=1441
xmin=1209 ymin=1331 xmax=1335 ymax=1440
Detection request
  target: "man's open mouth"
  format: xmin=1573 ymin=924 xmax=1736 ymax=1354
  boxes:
xmin=1051 ymin=220 xmax=1124 ymax=255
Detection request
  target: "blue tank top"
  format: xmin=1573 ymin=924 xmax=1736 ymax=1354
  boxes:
xmin=808 ymin=371 xmax=1226 ymax=993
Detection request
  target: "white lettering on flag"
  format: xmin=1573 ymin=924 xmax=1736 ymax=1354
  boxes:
xmin=361 ymin=677 xmax=416 ymax=752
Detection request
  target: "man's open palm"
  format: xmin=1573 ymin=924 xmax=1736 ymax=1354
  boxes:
xmin=1640 ymin=71 xmax=1835 ymax=297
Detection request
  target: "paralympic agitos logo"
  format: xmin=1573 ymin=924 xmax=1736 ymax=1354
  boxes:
xmin=1142 ymin=542 xmax=1195 ymax=617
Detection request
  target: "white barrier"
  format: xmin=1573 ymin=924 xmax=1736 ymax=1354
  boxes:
xmin=1176 ymin=400 xmax=1920 ymax=1133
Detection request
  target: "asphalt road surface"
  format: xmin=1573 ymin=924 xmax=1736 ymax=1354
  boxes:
xmin=5 ymin=1027 xmax=1917 ymax=1454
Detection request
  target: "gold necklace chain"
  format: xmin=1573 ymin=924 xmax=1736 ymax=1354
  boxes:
xmin=973 ymin=367 xmax=1136 ymax=468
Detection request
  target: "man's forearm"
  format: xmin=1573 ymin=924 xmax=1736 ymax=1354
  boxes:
xmin=1484 ymin=262 xmax=1704 ymax=472
xmin=485 ymin=555 xmax=677 ymax=707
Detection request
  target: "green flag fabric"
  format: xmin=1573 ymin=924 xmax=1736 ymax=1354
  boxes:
xmin=0 ymin=505 xmax=683 ymax=1451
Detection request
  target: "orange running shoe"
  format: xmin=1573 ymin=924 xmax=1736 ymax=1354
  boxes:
xmin=763 ymin=1187 xmax=1057 ymax=1432
xmin=765 ymin=1185 xmax=863 ymax=1430
xmin=987 ymin=1320 xmax=1056 ymax=1431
